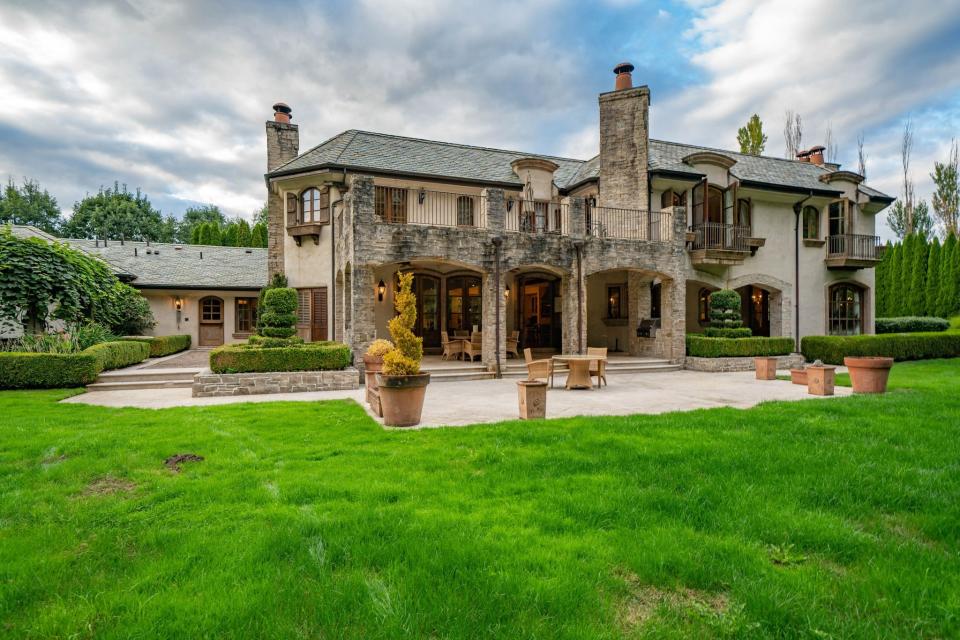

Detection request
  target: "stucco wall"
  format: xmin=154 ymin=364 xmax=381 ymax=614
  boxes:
xmin=142 ymin=289 xmax=257 ymax=345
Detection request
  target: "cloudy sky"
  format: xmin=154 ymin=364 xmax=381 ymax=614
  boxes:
xmin=1 ymin=0 xmax=959 ymax=238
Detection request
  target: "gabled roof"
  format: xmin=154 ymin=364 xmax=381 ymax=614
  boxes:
xmin=6 ymin=226 xmax=267 ymax=290
xmin=267 ymin=129 xmax=893 ymax=203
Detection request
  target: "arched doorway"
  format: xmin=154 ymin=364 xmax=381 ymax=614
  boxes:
xmin=514 ymin=273 xmax=562 ymax=350
xmin=198 ymin=296 xmax=224 ymax=346
xmin=446 ymin=274 xmax=482 ymax=335
xmin=736 ymin=285 xmax=770 ymax=337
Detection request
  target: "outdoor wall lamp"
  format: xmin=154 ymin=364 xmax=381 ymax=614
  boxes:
xmin=507 ymin=199 xmax=514 ymax=212
xmin=504 ymin=284 xmax=510 ymax=299
xmin=377 ymin=280 xmax=386 ymax=302
xmin=418 ymin=188 xmax=426 ymax=205
xmin=174 ymin=297 xmax=183 ymax=329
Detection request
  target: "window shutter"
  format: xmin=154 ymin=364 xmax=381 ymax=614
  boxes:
xmin=317 ymin=188 xmax=331 ymax=225
xmin=286 ymin=193 xmax=298 ymax=226
xmin=313 ymin=288 xmax=328 ymax=340
xmin=297 ymin=289 xmax=310 ymax=328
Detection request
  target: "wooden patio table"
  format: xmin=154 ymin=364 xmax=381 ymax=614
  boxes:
xmin=552 ymin=354 xmax=605 ymax=390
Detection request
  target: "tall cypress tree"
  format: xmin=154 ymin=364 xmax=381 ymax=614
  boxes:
xmin=908 ymin=235 xmax=929 ymax=316
xmin=896 ymin=237 xmax=913 ymax=317
xmin=938 ymin=234 xmax=957 ymax=317
xmin=875 ymin=243 xmax=889 ymax=318
xmin=924 ymin=237 xmax=941 ymax=317
xmin=885 ymin=242 xmax=902 ymax=317
xmin=949 ymin=234 xmax=960 ymax=317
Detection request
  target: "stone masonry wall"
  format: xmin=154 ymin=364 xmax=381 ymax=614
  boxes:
xmin=684 ymin=353 xmax=804 ymax=372
xmin=598 ymin=86 xmax=649 ymax=210
xmin=192 ymin=367 xmax=359 ymax=397
xmin=266 ymin=121 xmax=299 ymax=278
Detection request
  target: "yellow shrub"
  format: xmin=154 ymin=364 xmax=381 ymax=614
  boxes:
xmin=382 ymin=272 xmax=423 ymax=375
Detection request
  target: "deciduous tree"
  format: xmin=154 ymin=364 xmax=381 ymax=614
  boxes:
xmin=62 ymin=183 xmax=164 ymax=241
xmin=931 ymin=139 xmax=959 ymax=237
xmin=0 ymin=178 xmax=62 ymax=234
xmin=737 ymin=114 xmax=767 ymax=156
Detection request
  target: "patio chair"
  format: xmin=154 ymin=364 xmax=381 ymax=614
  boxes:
xmin=524 ymin=347 xmax=554 ymax=388
xmin=462 ymin=332 xmax=483 ymax=362
xmin=441 ymin=331 xmax=463 ymax=361
xmin=506 ymin=330 xmax=520 ymax=359
xmin=587 ymin=346 xmax=607 ymax=388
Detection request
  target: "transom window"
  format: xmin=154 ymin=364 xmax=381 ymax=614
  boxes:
xmin=828 ymin=283 xmax=864 ymax=335
xmin=803 ymin=205 xmax=820 ymax=240
xmin=235 ymin=297 xmax=258 ymax=333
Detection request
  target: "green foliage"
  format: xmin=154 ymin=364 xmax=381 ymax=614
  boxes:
xmin=925 ymin=238 xmax=942 ymax=316
xmin=220 ymin=218 xmax=253 ymax=247
xmin=703 ymin=327 xmax=753 ymax=339
xmin=877 ymin=233 xmax=960 ymax=318
xmin=83 ymin=340 xmax=150 ymax=371
xmin=250 ymin=222 xmax=267 ymax=248
xmin=382 ymin=271 xmax=422 ymax=375
xmin=0 ymin=178 xmax=61 ymax=234
xmin=195 ymin=221 xmax=223 ymax=246
xmin=801 ymin=333 xmax=960 ymax=364
xmin=72 ymin=321 xmax=115 ymax=350
xmin=62 ymin=182 xmax=164 ymax=241
xmin=736 ymin=113 xmax=767 ymax=156
xmin=0 ymin=228 xmax=153 ymax=335
xmin=209 ymin=342 xmax=352 ymax=373
xmin=121 ymin=334 xmax=191 ymax=357
xmin=931 ymin=140 xmax=959 ymax=237
xmin=909 ymin=233 xmax=930 ymax=315
xmin=257 ymin=287 xmax=298 ymax=338
xmin=708 ymin=289 xmax=743 ymax=329
xmin=685 ymin=335 xmax=794 ymax=357
xmin=939 ymin=234 xmax=960 ymax=317
xmin=247 ymin=334 xmax=303 ymax=348
xmin=0 ymin=352 xmax=99 ymax=388
xmin=887 ymin=199 xmax=934 ymax=239
xmin=875 ymin=242 xmax=891 ymax=317
xmin=876 ymin=317 xmax=950 ymax=334
xmin=0 ymin=331 xmax=79 ymax=353
xmin=180 ymin=205 xmax=226 ymax=244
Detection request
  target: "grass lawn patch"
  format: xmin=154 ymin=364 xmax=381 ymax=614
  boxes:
xmin=1 ymin=360 xmax=958 ymax=637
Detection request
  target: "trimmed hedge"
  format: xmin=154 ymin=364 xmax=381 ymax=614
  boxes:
xmin=122 ymin=334 xmax=191 ymax=357
xmin=686 ymin=335 xmax=795 ymax=358
xmin=875 ymin=317 xmax=950 ymax=334
xmin=83 ymin=340 xmax=150 ymax=372
xmin=704 ymin=327 xmax=753 ymax=339
xmin=0 ymin=352 xmax=100 ymax=389
xmin=801 ymin=333 xmax=960 ymax=365
xmin=247 ymin=335 xmax=304 ymax=348
xmin=209 ymin=342 xmax=352 ymax=374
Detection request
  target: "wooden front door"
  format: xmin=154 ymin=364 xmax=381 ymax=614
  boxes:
xmin=297 ymin=287 xmax=328 ymax=342
xmin=198 ymin=296 xmax=224 ymax=346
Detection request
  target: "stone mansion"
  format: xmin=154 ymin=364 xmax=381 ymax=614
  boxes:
xmin=264 ymin=62 xmax=893 ymax=370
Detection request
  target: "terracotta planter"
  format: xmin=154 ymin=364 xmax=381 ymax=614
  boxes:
xmin=754 ymin=356 xmax=778 ymax=380
xmin=844 ymin=356 xmax=894 ymax=394
xmin=806 ymin=365 xmax=836 ymax=396
xmin=376 ymin=373 xmax=431 ymax=427
xmin=363 ymin=355 xmax=384 ymax=416
xmin=517 ymin=380 xmax=547 ymax=419
xmin=789 ymin=369 xmax=807 ymax=385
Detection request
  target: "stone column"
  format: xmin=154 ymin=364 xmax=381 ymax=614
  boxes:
xmin=627 ymin=271 xmax=651 ymax=355
xmin=561 ymin=254 xmax=586 ymax=354
xmin=568 ymin=196 xmax=586 ymax=239
xmin=350 ymin=265 xmax=376 ymax=370
xmin=483 ymin=188 xmax=505 ymax=232
xmin=481 ymin=270 xmax=506 ymax=369
xmin=659 ymin=276 xmax=687 ymax=362
xmin=670 ymin=205 xmax=688 ymax=247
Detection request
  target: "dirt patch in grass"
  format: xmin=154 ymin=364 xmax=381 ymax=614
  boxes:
xmin=165 ymin=453 xmax=204 ymax=473
xmin=82 ymin=476 xmax=136 ymax=497
xmin=616 ymin=569 xmax=729 ymax=628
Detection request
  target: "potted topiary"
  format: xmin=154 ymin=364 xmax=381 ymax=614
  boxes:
xmin=843 ymin=356 xmax=894 ymax=393
xmin=377 ymin=272 xmax=430 ymax=426
xmin=363 ymin=338 xmax=394 ymax=416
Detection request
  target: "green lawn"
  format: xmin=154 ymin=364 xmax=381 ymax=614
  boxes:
xmin=1 ymin=361 xmax=959 ymax=639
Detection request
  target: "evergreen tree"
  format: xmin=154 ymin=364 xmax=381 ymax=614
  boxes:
xmin=881 ymin=242 xmax=898 ymax=317
xmin=935 ymin=234 xmax=955 ymax=317
xmin=946 ymin=234 xmax=960 ymax=317
xmin=235 ymin=219 xmax=252 ymax=247
xmin=222 ymin=221 xmax=238 ymax=247
xmin=896 ymin=237 xmax=912 ymax=316
xmin=179 ymin=205 xmax=226 ymax=244
xmin=908 ymin=234 xmax=929 ymax=315
xmin=251 ymin=222 xmax=267 ymax=248
xmin=924 ymin=238 xmax=941 ymax=317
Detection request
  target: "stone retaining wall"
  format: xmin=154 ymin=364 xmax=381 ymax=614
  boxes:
xmin=684 ymin=353 xmax=805 ymax=372
xmin=192 ymin=368 xmax=359 ymax=397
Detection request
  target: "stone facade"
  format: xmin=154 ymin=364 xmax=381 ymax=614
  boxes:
xmin=266 ymin=120 xmax=299 ymax=278
xmin=598 ymin=86 xmax=649 ymax=209
xmin=192 ymin=367 xmax=359 ymax=397
xmin=684 ymin=353 xmax=805 ymax=372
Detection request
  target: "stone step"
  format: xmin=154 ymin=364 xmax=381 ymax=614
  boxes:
xmin=86 ymin=379 xmax=194 ymax=391
xmin=96 ymin=368 xmax=200 ymax=384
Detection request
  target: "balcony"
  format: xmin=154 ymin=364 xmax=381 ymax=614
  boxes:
xmin=825 ymin=234 xmax=883 ymax=269
xmin=375 ymin=187 xmax=488 ymax=229
xmin=686 ymin=223 xmax=764 ymax=266
xmin=586 ymin=207 xmax=672 ymax=242
xmin=504 ymin=199 xmax=570 ymax=235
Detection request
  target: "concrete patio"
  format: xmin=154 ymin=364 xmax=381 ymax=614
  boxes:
xmin=64 ymin=368 xmax=852 ymax=428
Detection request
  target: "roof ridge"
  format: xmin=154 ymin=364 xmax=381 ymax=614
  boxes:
xmin=651 ymin=138 xmax=828 ymax=170
xmin=350 ymin=129 xmax=589 ymax=165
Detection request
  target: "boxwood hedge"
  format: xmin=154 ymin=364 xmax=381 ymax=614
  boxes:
xmin=801 ymin=333 xmax=960 ymax=365
xmin=875 ymin=317 xmax=950 ymax=334
xmin=83 ymin=340 xmax=150 ymax=372
xmin=121 ymin=334 xmax=192 ymax=357
xmin=209 ymin=342 xmax=352 ymax=374
xmin=0 ymin=352 xmax=100 ymax=389
xmin=686 ymin=335 xmax=795 ymax=358
xmin=703 ymin=327 xmax=753 ymax=339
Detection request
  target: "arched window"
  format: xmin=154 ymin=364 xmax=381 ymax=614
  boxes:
xmin=698 ymin=287 xmax=712 ymax=326
xmin=803 ymin=206 xmax=820 ymax=240
xmin=300 ymin=187 xmax=329 ymax=224
xmin=828 ymin=283 xmax=864 ymax=335
xmin=456 ymin=196 xmax=475 ymax=227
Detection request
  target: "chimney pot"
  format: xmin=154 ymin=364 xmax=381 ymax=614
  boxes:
xmin=613 ymin=61 xmax=635 ymax=91
xmin=808 ymin=145 xmax=825 ymax=166
xmin=272 ymin=102 xmax=292 ymax=124
xmin=796 ymin=149 xmax=811 ymax=163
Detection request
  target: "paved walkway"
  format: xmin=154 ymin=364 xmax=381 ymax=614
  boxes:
xmin=139 ymin=349 xmax=211 ymax=369
xmin=63 ymin=369 xmax=851 ymax=428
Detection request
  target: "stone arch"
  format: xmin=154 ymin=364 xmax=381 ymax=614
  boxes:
xmin=726 ymin=273 xmax=792 ymax=337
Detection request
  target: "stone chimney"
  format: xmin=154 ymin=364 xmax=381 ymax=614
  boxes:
xmin=266 ymin=102 xmax=299 ymax=277
xmin=599 ymin=62 xmax=649 ymax=209
xmin=807 ymin=145 xmax=825 ymax=166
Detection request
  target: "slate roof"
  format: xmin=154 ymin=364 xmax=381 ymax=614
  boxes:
xmin=268 ymin=129 xmax=893 ymax=202
xmin=6 ymin=226 xmax=267 ymax=290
